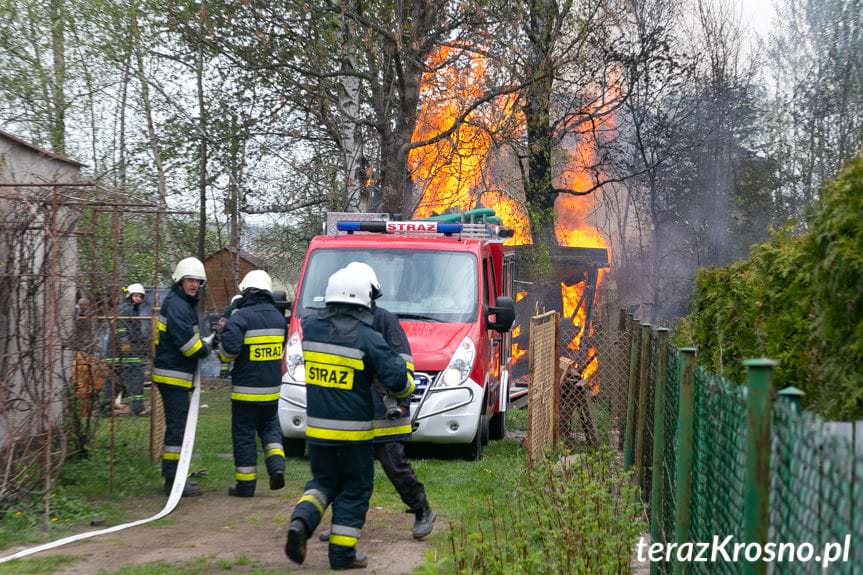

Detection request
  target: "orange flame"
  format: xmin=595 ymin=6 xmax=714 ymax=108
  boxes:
xmin=411 ymin=47 xmax=520 ymax=219
xmin=515 ymin=290 xmax=527 ymax=303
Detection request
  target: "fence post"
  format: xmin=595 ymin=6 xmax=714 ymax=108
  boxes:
xmin=672 ymin=348 xmax=696 ymax=575
xmin=776 ymin=386 xmax=804 ymax=557
xmin=743 ymin=359 xmax=777 ymax=575
xmin=636 ymin=323 xmax=653 ymax=490
xmin=623 ymin=314 xmax=641 ymax=471
xmin=649 ymin=328 xmax=670 ymax=574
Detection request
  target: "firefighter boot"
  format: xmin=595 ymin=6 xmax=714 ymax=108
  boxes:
xmin=164 ymin=478 xmax=203 ymax=497
xmin=269 ymin=471 xmax=285 ymax=491
xmin=331 ymin=550 xmax=368 ymax=570
xmin=411 ymin=493 xmax=436 ymax=539
xmin=285 ymin=519 xmax=308 ymax=564
xmin=228 ymin=485 xmax=255 ymax=497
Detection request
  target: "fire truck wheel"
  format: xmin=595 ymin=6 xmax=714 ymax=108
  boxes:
xmin=480 ymin=414 xmax=490 ymax=446
xmin=282 ymin=437 xmax=306 ymax=458
xmin=461 ymin=415 xmax=487 ymax=461
xmin=489 ymin=411 xmax=506 ymax=440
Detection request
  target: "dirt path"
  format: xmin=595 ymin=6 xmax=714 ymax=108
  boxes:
xmin=27 ymin=488 xmax=430 ymax=574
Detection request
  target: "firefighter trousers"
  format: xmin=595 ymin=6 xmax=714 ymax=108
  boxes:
xmin=375 ymin=441 xmax=426 ymax=511
xmin=101 ymin=364 xmax=145 ymax=415
xmin=231 ymin=401 xmax=286 ymax=495
xmin=156 ymin=383 xmax=190 ymax=481
xmin=291 ymin=443 xmax=374 ymax=569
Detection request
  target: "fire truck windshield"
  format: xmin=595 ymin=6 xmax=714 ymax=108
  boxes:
xmin=299 ymin=249 xmax=478 ymax=323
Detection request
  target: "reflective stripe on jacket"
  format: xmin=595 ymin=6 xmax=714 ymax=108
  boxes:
xmin=218 ymin=291 xmax=286 ymax=402
xmin=153 ymin=284 xmax=208 ymax=387
xmin=301 ymin=305 xmax=411 ymax=445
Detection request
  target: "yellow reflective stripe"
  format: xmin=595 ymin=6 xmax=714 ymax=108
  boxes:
xmin=244 ymin=335 xmax=285 ymax=345
xmin=299 ymin=494 xmax=324 ymax=514
xmin=231 ymin=392 xmax=280 ymax=402
xmin=303 ymin=351 xmax=363 ymax=370
xmin=152 ymin=374 xmax=193 ymax=388
xmin=330 ymin=535 xmax=358 ymax=547
xmin=181 ymin=338 xmax=203 ymax=357
xmin=405 ymin=361 xmax=414 ymax=371
xmin=266 ymin=447 xmax=285 ymax=458
xmin=218 ymin=351 xmax=234 ymax=362
xmin=306 ymin=426 xmax=374 ymax=442
xmin=394 ymin=379 xmax=416 ymax=400
xmin=373 ymin=424 xmax=413 ymax=438
xmin=234 ymin=471 xmax=256 ymax=481
xmin=162 ymin=452 xmax=180 ymax=461
xmin=157 ymin=321 xmax=167 ymax=332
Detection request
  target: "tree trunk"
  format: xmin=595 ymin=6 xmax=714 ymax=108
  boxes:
xmin=196 ymin=16 xmax=207 ymax=261
xmin=131 ymin=10 xmax=168 ymax=210
xmin=49 ymin=0 xmax=65 ymax=154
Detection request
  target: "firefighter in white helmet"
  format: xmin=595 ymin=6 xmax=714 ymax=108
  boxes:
xmin=101 ymin=283 xmax=149 ymax=416
xmin=217 ymin=269 xmax=287 ymax=497
xmin=153 ymin=257 xmax=213 ymax=497
xmin=319 ymin=261 xmax=435 ymax=540
xmin=285 ymin=267 xmax=411 ymax=570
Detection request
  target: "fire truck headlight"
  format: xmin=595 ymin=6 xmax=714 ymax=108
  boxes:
xmin=438 ymin=337 xmax=475 ymax=387
xmin=286 ymin=332 xmax=305 ymax=383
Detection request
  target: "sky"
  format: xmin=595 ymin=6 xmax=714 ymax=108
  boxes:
xmin=739 ymin=0 xmax=776 ymax=41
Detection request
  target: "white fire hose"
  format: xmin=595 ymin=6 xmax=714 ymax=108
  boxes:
xmin=0 ymin=369 xmax=202 ymax=564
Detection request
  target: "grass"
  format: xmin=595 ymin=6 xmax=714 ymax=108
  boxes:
xmin=3 ymin=395 xmax=638 ymax=575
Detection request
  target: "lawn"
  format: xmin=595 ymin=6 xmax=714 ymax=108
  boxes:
xmin=1 ymin=382 xmax=530 ymax=574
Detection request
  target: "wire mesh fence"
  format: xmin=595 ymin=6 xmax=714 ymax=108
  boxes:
xmin=632 ymin=328 xmax=863 ymax=574
xmin=0 ymin=182 xmax=196 ymax=523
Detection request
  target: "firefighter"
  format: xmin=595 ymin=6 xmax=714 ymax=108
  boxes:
xmin=285 ymin=267 xmax=412 ymax=570
xmin=319 ymin=261 xmax=436 ymax=540
xmin=153 ymin=257 xmax=214 ymax=497
xmin=101 ymin=283 xmax=148 ymax=416
xmin=217 ymin=270 xmax=287 ymax=497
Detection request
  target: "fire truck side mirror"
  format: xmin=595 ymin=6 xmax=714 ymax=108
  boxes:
xmin=487 ymin=296 xmax=515 ymax=333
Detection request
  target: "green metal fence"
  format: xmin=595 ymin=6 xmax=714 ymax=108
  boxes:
xmin=621 ymin=322 xmax=862 ymax=574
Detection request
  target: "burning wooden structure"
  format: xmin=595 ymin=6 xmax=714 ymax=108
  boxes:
xmin=509 ymin=245 xmax=609 ymax=393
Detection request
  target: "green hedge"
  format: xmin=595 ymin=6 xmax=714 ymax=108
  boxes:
xmin=677 ymin=153 xmax=863 ymax=420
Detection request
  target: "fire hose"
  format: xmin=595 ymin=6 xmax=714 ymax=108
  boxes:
xmin=0 ymin=368 xmax=202 ymax=564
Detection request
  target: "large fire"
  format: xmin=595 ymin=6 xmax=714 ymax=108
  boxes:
xmin=409 ymin=46 xmax=611 ymax=393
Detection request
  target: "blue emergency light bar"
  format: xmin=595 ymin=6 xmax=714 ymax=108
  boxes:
xmin=336 ymin=220 xmax=463 ymax=235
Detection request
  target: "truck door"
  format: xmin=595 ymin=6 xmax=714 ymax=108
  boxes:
xmin=483 ymin=255 xmax=501 ymax=415
xmin=500 ymin=253 xmax=514 ymax=412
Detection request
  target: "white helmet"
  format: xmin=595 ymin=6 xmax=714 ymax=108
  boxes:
xmin=239 ymin=269 xmax=272 ymax=293
xmin=172 ymin=257 xmax=207 ymax=284
xmin=126 ymin=283 xmax=146 ymax=297
xmin=324 ymin=267 xmax=372 ymax=308
xmin=345 ymin=262 xmax=382 ymax=299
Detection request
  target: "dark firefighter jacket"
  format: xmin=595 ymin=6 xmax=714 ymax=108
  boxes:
xmin=218 ymin=291 xmax=287 ymax=402
xmin=301 ymin=304 xmax=413 ymax=445
xmin=370 ymin=306 xmax=414 ymax=442
xmin=153 ymin=284 xmax=209 ymax=389
xmin=107 ymin=300 xmax=148 ymax=364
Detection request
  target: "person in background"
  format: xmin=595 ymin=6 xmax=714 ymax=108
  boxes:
xmin=217 ymin=270 xmax=287 ymax=497
xmin=101 ymin=283 xmax=148 ymax=416
xmin=285 ymin=268 xmax=412 ymax=570
xmin=153 ymin=257 xmax=214 ymax=497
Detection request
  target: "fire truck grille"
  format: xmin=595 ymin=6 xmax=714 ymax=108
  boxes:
xmin=410 ymin=372 xmax=437 ymax=402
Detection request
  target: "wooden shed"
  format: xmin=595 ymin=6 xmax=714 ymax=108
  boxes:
xmin=203 ymin=246 xmax=267 ymax=312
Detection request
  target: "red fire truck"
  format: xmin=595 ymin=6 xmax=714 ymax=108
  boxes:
xmin=278 ymin=212 xmax=516 ymax=460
